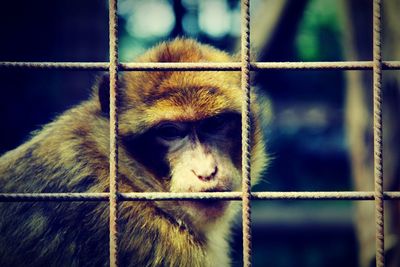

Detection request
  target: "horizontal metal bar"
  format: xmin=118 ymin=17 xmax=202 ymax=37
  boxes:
xmin=0 ymin=191 xmax=399 ymax=202
xmin=0 ymin=193 xmax=109 ymax=201
xmin=122 ymin=191 xmax=400 ymax=200
xmin=121 ymin=62 xmax=241 ymax=71
xmin=121 ymin=192 xmax=240 ymax=200
xmin=254 ymin=61 xmax=367 ymax=70
xmin=0 ymin=62 xmax=109 ymax=70
xmin=123 ymin=61 xmax=400 ymax=70
xmin=253 ymin=61 xmax=398 ymax=70
xmin=0 ymin=62 xmax=239 ymax=70
xmin=1 ymin=61 xmax=399 ymax=71
xmin=253 ymin=191 xmax=400 ymax=200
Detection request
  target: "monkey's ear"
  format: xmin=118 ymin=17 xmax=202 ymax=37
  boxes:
xmin=232 ymin=50 xmax=258 ymax=86
xmin=95 ymin=73 xmax=123 ymax=115
xmin=97 ymin=73 xmax=110 ymax=114
xmin=232 ymin=48 xmax=259 ymax=62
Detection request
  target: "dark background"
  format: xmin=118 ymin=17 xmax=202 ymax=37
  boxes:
xmin=0 ymin=0 xmax=367 ymax=266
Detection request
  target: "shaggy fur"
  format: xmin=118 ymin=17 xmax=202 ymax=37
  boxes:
xmin=0 ymin=38 xmax=267 ymax=267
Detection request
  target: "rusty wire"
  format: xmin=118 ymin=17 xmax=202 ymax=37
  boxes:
xmin=0 ymin=62 xmax=109 ymax=70
xmin=240 ymin=0 xmax=252 ymax=266
xmin=373 ymin=0 xmax=384 ymax=266
xmin=108 ymin=0 xmax=119 ymax=266
xmin=0 ymin=191 xmax=400 ymax=202
xmin=1 ymin=61 xmax=400 ymax=71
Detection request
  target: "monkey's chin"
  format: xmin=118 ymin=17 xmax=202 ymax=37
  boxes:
xmin=184 ymin=200 xmax=229 ymax=222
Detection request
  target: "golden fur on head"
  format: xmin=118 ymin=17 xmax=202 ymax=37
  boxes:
xmin=120 ymin=39 xmax=242 ymax=132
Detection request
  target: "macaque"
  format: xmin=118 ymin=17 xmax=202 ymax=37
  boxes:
xmin=0 ymin=38 xmax=267 ymax=266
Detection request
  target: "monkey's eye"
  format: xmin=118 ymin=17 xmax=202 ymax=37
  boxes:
xmin=199 ymin=115 xmax=227 ymax=134
xmin=154 ymin=123 xmax=187 ymax=141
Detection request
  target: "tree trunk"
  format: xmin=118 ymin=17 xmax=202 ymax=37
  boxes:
xmin=340 ymin=0 xmax=400 ymax=266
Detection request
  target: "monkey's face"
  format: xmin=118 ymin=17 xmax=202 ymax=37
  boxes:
xmin=158 ymin=112 xmax=242 ymax=218
xmin=157 ymin=112 xmax=241 ymax=190
xmin=123 ymin=111 xmax=242 ymax=220
xmin=108 ymin=39 xmax=267 ymax=225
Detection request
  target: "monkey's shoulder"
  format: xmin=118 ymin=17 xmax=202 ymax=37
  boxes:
xmin=0 ymin=100 xmax=108 ymax=193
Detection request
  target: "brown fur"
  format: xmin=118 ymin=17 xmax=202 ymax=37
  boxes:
xmin=0 ymin=38 xmax=267 ymax=267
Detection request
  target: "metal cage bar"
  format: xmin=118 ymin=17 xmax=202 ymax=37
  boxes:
xmin=0 ymin=191 xmax=400 ymax=202
xmin=108 ymin=0 xmax=119 ymax=265
xmin=1 ymin=61 xmax=400 ymax=71
xmin=0 ymin=0 xmax=398 ymax=266
xmin=240 ymin=0 xmax=252 ymax=265
xmin=373 ymin=0 xmax=384 ymax=266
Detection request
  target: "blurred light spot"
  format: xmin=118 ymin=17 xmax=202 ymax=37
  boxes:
xmin=182 ymin=0 xmax=197 ymax=9
xmin=118 ymin=0 xmax=136 ymax=16
xmin=229 ymin=3 xmax=241 ymax=37
xmin=297 ymin=33 xmax=319 ymax=60
xmin=183 ymin=13 xmax=200 ymax=35
xmin=122 ymin=0 xmax=175 ymax=39
xmin=199 ymin=0 xmax=230 ymax=39
xmin=306 ymin=107 xmax=327 ymax=127
xmin=119 ymin=36 xmax=147 ymax=61
xmin=295 ymin=0 xmax=341 ymax=61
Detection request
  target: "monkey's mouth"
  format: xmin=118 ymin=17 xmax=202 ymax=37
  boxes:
xmin=184 ymin=187 xmax=231 ymax=218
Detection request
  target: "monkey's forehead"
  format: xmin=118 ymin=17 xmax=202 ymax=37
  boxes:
xmin=122 ymin=38 xmax=241 ymax=103
xmin=123 ymin=70 xmax=240 ymax=100
xmin=148 ymin=97 xmax=241 ymax=122
xmin=117 ymin=83 xmax=243 ymax=136
xmin=121 ymin=88 xmax=239 ymax=124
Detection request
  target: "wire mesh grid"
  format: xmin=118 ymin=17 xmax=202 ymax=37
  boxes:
xmin=1 ymin=0 xmax=400 ymax=266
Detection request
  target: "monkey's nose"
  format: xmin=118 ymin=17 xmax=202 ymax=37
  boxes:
xmin=192 ymin=166 xmax=218 ymax=181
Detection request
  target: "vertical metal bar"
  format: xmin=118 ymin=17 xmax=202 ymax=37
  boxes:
xmin=109 ymin=0 xmax=119 ymax=266
xmin=373 ymin=0 xmax=384 ymax=266
xmin=241 ymin=0 xmax=252 ymax=266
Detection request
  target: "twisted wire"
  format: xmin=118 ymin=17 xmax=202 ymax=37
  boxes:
xmin=373 ymin=0 xmax=384 ymax=266
xmin=1 ymin=191 xmax=400 ymax=202
xmin=108 ymin=0 xmax=119 ymax=266
xmin=1 ymin=61 xmax=400 ymax=71
xmin=0 ymin=62 xmax=109 ymax=70
xmin=241 ymin=0 xmax=252 ymax=266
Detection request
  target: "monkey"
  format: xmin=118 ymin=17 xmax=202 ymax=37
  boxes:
xmin=0 ymin=38 xmax=268 ymax=267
